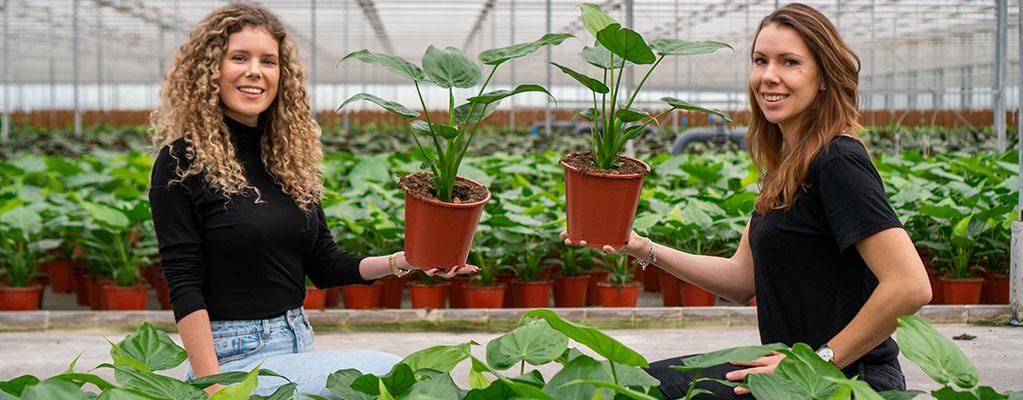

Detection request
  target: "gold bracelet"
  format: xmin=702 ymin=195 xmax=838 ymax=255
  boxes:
xmin=388 ymin=253 xmax=411 ymax=277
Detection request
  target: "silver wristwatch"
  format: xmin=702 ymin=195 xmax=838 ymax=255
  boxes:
xmin=816 ymin=344 xmax=835 ymax=365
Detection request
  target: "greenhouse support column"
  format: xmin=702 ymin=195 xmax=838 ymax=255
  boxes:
xmin=1012 ymin=0 xmax=1023 ymax=326
xmin=73 ymin=0 xmax=81 ymax=136
xmin=311 ymin=0 xmax=318 ymax=122
xmin=342 ymin=0 xmax=350 ymax=133
xmin=1 ymin=0 xmax=9 ymax=142
xmin=544 ymin=0 xmax=551 ymax=135
xmin=994 ymin=0 xmax=1007 ymax=153
xmin=672 ymin=0 xmax=679 ymax=133
xmin=96 ymin=7 xmax=103 ymax=111
xmin=508 ymin=0 xmax=515 ymax=133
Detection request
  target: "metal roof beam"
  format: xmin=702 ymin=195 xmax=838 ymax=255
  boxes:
xmin=355 ymin=0 xmax=395 ymax=54
xmin=462 ymin=0 xmax=497 ymax=50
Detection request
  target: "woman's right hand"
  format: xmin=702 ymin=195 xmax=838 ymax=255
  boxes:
xmin=560 ymin=230 xmax=647 ymax=258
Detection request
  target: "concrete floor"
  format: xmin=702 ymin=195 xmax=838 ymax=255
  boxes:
xmin=1 ymin=325 xmax=1020 ymax=395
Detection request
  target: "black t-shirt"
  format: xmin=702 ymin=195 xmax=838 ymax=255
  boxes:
xmin=149 ymin=116 xmax=370 ymax=322
xmin=749 ymin=136 xmax=903 ymax=372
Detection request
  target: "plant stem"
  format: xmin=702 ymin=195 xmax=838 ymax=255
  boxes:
xmin=610 ymin=361 xmax=619 ymax=386
xmin=454 ymin=66 xmax=498 ymax=171
xmin=623 ymin=55 xmax=664 ymax=112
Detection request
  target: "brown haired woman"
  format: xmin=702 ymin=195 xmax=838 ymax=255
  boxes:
xmin=149 ymin=3 xmax=476 ymax=397
xmin=563 ymin=3 xmax=931 ymax=398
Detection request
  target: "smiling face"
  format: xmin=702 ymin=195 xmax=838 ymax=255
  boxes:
xmin=751 ymin=23 xmax=823 ymax=141
xmin=218 ymin=25 xmax=280 ymax=127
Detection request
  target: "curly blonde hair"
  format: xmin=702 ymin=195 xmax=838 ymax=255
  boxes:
xmin=150 ymin=3 xmax=323 ymax=212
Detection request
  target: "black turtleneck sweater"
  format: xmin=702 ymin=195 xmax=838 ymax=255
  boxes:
xmin=149 ymin=116 xmax=369 ymax=322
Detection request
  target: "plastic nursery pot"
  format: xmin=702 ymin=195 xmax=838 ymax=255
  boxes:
xmin=597 ymin=281 xmax=640 ymax=308
xmin=680 ymin=280 xmax=717 ymax=306
xmin=0 ymin=285 xmax=43 ymax=311
xmin=402 ymin=173 xmax=491 ymax=271
xmin=464 ymin=283 xmax=506 ymax=308
xmin=926 ymin=268 xmax=945 ymax=305
xmin=584 ymin=269 xmax=609 ymax=306
xmin=324 ymin=287 xmax=341 ymax=308
xmin=378 ymin=276 xmax=405 ymax=309
xmin=341 ymin=282 xmax=382 ymax=310
xmin=561 ymin=152 xmax=651 ymax=250
xmin=510 ymin=279 xmax=553 ymax=308
xmin=940 ymin=276 xmax=983 ymax=305
xmin=303 ymin=287 xmax=327 ymax=310
xmin=981 ymin=272 xmax=1010 ymax=304
xmin=409 ymin=282 xmax=450 ymax=309
xmin=553 ymin=275 xmax=589 ymax=307
xmin=103 ymin=284 xmax=150 ymax=311
xmin=447 ymin=276 xmax=471 ymax=309
xmin=658 ymin=270 xmax=682 ymax=307
xmin=40 ymin=260 xmax=76 ymax=293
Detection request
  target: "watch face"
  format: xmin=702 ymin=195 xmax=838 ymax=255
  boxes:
xmin=817 ymin=346 xmax=834 ymax=362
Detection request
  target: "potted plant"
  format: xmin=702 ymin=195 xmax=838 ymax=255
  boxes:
xmin=408 ymin=271 xmax=449 ymax=309
xmin=338 ymin=34 xmax=572 ymax=271
xmin=597 ymin=254 xmax=640 ymax=307
xmin=78 ymin=201 xmax=155 ymax=311
xmin=464 ymin=245 xmax=506 ymax=309
xmin=0 ymin=207 xmax=60 ymax=311
xmin=552 ymin=243 xmax=590 ymax=307
xmin=921 ymin=213 xmax=986 ymax=304
xmin=494 ymin=212 xmax=560 ymax=308
xmin=555 ymin=3 xmax=731 ymax=249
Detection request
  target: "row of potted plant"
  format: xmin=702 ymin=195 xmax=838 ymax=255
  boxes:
xmin=1 ymin=310 xmax=1016 ymax=399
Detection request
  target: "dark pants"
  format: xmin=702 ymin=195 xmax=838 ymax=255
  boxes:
xmin=645 ymin=354 xmax=907 ymax=400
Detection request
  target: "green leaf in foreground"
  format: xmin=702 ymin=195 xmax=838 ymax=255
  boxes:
xmin=112 ymin=322 xmax=188 ymax=372
xmin=20 ymin=380 xmax=90 ymax=400
xmin=676 ymin=343 xmax=786 ymax=370
xmin=402 ymin=342 xmax=477 ymax=373
xmin=486 ymin=319 xmax=568 ymax=370
xmin=522 ymin=309 xmax=649 ymax=368
xmin=896 ymin=315 xmax=978 ymax=389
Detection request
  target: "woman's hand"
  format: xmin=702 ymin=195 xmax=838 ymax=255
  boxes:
xmin=560 ymin=230 xmax=647 ymax=257
xmin=725 ymin=351 xmax=786 ymax=395
xmin=398 ymin=251 xmax=480 ymax=278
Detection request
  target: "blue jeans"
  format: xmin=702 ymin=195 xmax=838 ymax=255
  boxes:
xmin=184 ymin=307 xmax=401 ymax=398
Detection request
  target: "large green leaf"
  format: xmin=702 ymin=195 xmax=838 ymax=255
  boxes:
xmin=454 ymin=101 xmax=501 ymax=125
xmin=48 ymin=373 xmax=116 ymax=392
xmin=522 ymin=309 xmax=649 ymax=368
xmin=467 ymin=85 xmax=553 ymax=105
xmin=113 ymin=365 xmax=206 ymax=400
xmin=469 ymin=357 xmax=557 ymax=400
xmin=579 ymin=3 xmax=618 ymax=38
xmin=649 ymin=39 xmax=733 ymax=56
xmin=746 ymin=373 xmax=806 ymax=400
xmin=773 ymin=343 xmax=844 ymax=399
xmin=822 ymin=376 xmax=884 ymax=400
xmin=549 ymin=62 xmax=609 ymax=94
xmin=896 ymin=315 xmax=978 ymax=389
xmin=422 ymin=45 xmax=481 ymax=89
xmin=0 ymin=375 xmax=40 ymax=397
xmin=615 ymin=108 xmax=650 ymax=123
xmin=543 ymin=355 xmax=610 ymax=400
xmin=403 ymin=373 xmax=460 ymax=400
xmin=111 ymin=322 xmax=188 ymax=372
xmin=339 ymin=93 xmax=419 ymax=119
xmin=20 ymin=380 xmax=89 ymax=400
xmin=0 ymin=207 xmax=42 ymax=235
xmin=486 ymin=319 xmax=568 ymax=370
xmin=676 ymin=343 xmax=787 ymax=370
xmin=339 ymin=49 xmax=427 ymax=82
xmin=402 ymin=342 xmax=476 ymax=373
xmin=249 ymin=383 xmax=297 ymax=400
xmin=595 ymin=24 xmax=655 ymax=65
xmin=479 ymin=33 xmax=575 ymax=66
xmin=208 ymin=362 xmax=261 ymax=400
xmin=661 ymin=97 xmax=732 ymax=122
xmin=351 ymin=363 xmax=416 ymax=398
xmin=95 ymin=388 xmax=152 ymax=400
xmin=580 ymin=42 xmax=628 ymax=69
xmin=558 ymin=379 xmax=659 ymax=400
xmin=81 ymin=202 xmax=129 ymax=232
xmin=878 ymin=390 xmax=927 ymax=400
xmin=326 ymin=370 xmax=375 ymax=400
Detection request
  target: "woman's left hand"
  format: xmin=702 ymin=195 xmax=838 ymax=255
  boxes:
xmin=725 ymin=351 xmax=786 ymax=395
xmin=397 ymin=252 xmax=480 ymax=278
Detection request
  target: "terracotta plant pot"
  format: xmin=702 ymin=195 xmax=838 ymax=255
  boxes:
xmin=448 ymin=276 xmax=470 ymax=309
xmin=402 ymin=173 xmax=490 ymax=271
xmin=141 ymin=265 xmax=172 ymax=310
xmin=379 ymin=276 xmax=405 ymax=309
xmin=597 ymin=281 xmax=640 ymax=308
xmin=584 ymin=269 xmax=609 ymax=306
xmin=87 ymin=278 xmax=115 ymax=310
xmin=409 ymin=282 xmax=449 ymax=309
xmin=658 ymin=270 xmax=682 ymax=307
xmin=747 ymin=296 xmax=757 ymax=306
xmin=680 ymin=281 xmax=716 ymax=306
xmin=464 ymin=283 xmax=506 ymax=308
xmin=941 ymin=276 xmax=983 ymax=305
xmin=303 ymin=287 xmax=327 ymax=310
xmin=103 ymin=284 xmax=150 ymax=311
xmin=324 ymin=287 xmax=342 ymax=308
xmin=926 ymin=268 xmax=945 ymax=305
xmin=561 ymin=152 xmax=651 ymax=249
xmin=0 ymin=285 xmax=43 ymax=311
xmin=981 ymin=271 xmax=1010 ymax=305
xmin=642 ymin=264 xmax=660 ymax=293
xmin=40 ymin=260 xmax=76 ymax=293
xmin=342 ymin=282 xmax=382 ymax=310
xmin=553 ymin=275 xmax=589 ymax=307
xmin=496 ymin=273 xmax=516 ymax=308
xmin=72 ymin=263 xmax=90 ymax=306
xmin=510 ymin=279 xmax=553 ymax=308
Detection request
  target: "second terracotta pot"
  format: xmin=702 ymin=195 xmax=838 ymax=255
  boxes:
xmin=409 ymin=282 xmax=450 ymax=309
xmin=104 ymin=284 xmax=150 ymax=311
xmin=342 ymin=282 xmax=382 ymax=309
xmin=464 ymin=283 xmax=506 ymax=308
xmin=303 ymin=287 xmax=327 ymax=310
xmin=561 ymin=152 xmax=650 ymax=250
xmin=658 ymin=271 xmax=682 ymax=307
xmin=597 ymin=281 xmax=640 ymax=308
xmin=510 ymin=280 xmax=553 ymax=308
xmin=553 ymin=274 xmax=589 ymax=307
xmin=0 ymin=285 xmax=43 ymax=311
xmin=941 ymin=276 xmax=983 ymax=305
xmin=402 ymin=173 xmax=490 ymax=271
xmin=680 ymin=281 xmax=716 ymax=306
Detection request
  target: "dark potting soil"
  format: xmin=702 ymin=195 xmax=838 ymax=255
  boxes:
xmin=560 ymin=152 xmax=649 ymax=176
xmin=399 ymin=172 xmax=490 ymax=204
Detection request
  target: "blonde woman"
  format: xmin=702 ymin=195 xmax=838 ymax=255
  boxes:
xmin=564 ymin=3 xmax=931 ymax=398
xmin=149 ymin=4 xmax=476 ymax=397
